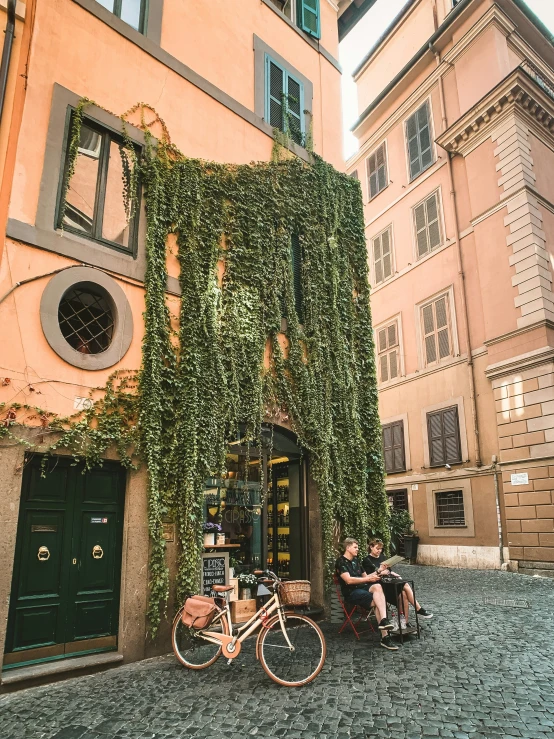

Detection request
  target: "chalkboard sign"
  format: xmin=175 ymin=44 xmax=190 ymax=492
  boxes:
xmin=201 ymin=552 xmax=229 ymax=597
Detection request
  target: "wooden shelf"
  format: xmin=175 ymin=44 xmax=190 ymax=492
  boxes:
xmin=202 ymin=544 xmax=241 ymax=550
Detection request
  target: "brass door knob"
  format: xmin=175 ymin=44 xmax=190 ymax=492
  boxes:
xmin=92 ymin=544 xmax=104 ymax=559
xmin=37 ymin=545 xmax=50 ymax=561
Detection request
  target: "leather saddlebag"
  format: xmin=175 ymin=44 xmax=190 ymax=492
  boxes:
xmin=181 ymin=595 xmax=217 ymax=629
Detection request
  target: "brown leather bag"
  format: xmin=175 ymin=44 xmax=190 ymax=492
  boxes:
xmin=181 ymin=595 xmax=217 ymax=629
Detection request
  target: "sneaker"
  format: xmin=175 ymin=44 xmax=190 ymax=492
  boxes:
xmin=378 ymin=618 xmax=394 ymax=631
xmin=416 ymin=607 xmax=433 ymax=619
xmin=380 ymin=635 xmax=399 ymax=651
xmin=389 ymin=616 xmax=399 ymax=631
xmin=399 ymin=615 xmax=407 ymax=629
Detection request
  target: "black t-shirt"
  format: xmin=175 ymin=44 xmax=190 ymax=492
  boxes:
xmin=362 ymin=552 xmax=386 ymax=575
xmin=335 ymin=555 xmax=366 ymax=597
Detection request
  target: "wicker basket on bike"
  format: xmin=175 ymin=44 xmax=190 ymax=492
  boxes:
xmin=278 ymin=580 xmax=311 ymax=606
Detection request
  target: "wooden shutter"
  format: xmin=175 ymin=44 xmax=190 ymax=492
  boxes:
xmin=377 ymin=321 xmax=399 ymax=382
xmin=298 ymin=0 xmax=320 ymax=38
xmin=286 ymin=75 xmax=302 ymax=145
xmin=421 ymin=294 xmax=451 ymax=366
xmin=382 ymin=421 xmax=406 ymax=473
xmin=290 ymin=233 xmax=303 ymax=321
xmin=407 ymin=102 xmax=433 ymax=180
xmin=414 ymin=191 xmax=441 ymax=258
xmin=427 ymin=406 xmax=461 ymax=466
xmin=372 ymin=228 xmax=392 ymax=285
xmin=367 ymin=143 xmax=387 ymax=199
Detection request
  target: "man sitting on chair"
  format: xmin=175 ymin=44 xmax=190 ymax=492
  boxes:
xmin=335 ymin=537 xmax=398 ymax=651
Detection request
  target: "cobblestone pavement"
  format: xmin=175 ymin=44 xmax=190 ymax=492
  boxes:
xmin=1 ymin=566 xmax=554 ymax=739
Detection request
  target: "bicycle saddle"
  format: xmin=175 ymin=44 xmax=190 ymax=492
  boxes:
xmin=212 ymin=584 xmax=234 ymax=592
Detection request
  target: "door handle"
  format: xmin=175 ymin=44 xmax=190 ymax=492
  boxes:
xmin=37 ymin=545 xmax=50 ymax=561
xmin=92 ymin=545 xmax=104 ymax=559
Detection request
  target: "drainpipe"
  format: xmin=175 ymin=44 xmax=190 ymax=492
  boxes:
xmin=429 ymin=40 xmax=482 ymax=468
xmin=0 ymin=0 xmax=17 ymax=127
xmin=492 ymin=455 xmax=505 ymax=567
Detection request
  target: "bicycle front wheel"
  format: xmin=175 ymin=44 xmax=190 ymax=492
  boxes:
xmin=172 ymin=606 xmax=228 ymax=670
xmin=258 ymin=613 xmax=326 ymax=686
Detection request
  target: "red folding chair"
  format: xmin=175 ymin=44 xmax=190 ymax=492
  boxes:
xmin=333 ymin=575 xmax=375 ymax=639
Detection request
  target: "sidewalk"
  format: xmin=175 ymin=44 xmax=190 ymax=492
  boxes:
xmin=1 ymin=565 xmax=553 ymax=739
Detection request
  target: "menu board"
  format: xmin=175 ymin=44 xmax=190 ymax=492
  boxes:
xmin=201 ymin=552 xmax=229 ymax=597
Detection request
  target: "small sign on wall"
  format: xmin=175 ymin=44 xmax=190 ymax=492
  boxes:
xmin=510 ymin=473 xmax=528 ymax=486
xmin=411 ymin=484 xmax=419 ymax=491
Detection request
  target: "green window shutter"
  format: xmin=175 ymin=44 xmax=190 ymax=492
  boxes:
xmin=266 ymin=55 xmax=285 ymax=131
xmin=298 ymin=0 xmax=320 ymax=39
xmin=407 ymin=102 xmax=433 ymax=180
xmin=285 ymin=74 xmax=303 ymax=145
xmin=291 ymin=233 xmax=303 ymax=321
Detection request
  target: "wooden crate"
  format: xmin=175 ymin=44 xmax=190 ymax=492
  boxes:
xmin=230 ymin=598 xmax=257 ymax=623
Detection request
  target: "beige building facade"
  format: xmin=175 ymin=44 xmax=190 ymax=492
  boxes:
xmin=347 ymin=0 xmax=554 ymax=573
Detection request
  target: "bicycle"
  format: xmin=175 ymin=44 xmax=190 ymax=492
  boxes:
xmin=171 ymin=570 xmax=326 ymax=687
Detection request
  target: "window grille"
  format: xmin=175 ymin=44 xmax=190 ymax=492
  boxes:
xmin=406 ymin=101 xmax=434 ymax=179
xmin=372 ymin=227 xmax=393 ymax=284
xmin=414 ymin=191 xmax=441 ymax=258
xmin=421 ymin=293 xmax=451 ymax=365
xmin=58 ymin=286 xmax=114 ymax=355
xmin=367 ymin=143 xmax=387 ymax=199
xmin=435 ymin=490 xmax=465 ymax=526
xmin=377 ymin=321 xmax=399 ymax=382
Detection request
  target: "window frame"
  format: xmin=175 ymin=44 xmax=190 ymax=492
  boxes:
xmin=404 ymin=99 xmax=435 ymax=182
xmin=412 ymin=188 xmax=444 ymax=260
xmin=420 ymin=291 xmax=453 ymax=368
xmin=434 ymin=489 xmax=466 ymax=528
xmin=371 ymin=224 xmax=394 ymax=286
xmin=426 ymin=405 xmax=463 ymax=468
xmin=264 ymin=53 xmax=306 ymax=144
xmin=56 ymin=109 xmax=142 ymax=258
xmin=366 ymin=141 xmax=388 ymax=201
xmin=376 ymin=317 xmax=401 ymax=384
xmin=382 ymin=420 xmax=406 ymax=474
xmin=96 ymin=0 xmax=148 ymax=34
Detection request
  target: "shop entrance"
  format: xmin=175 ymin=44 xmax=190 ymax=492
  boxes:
xmin=4 ymin=455 xmax=125 ymax=669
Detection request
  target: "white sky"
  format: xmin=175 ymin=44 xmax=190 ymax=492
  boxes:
xmin=339 ymin=0 xmax=554 ymax=160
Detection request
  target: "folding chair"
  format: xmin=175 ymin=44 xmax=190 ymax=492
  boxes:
xmin=333 ymin=575 xmax=375 ymax=639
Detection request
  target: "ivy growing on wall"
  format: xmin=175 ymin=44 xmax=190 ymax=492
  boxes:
xmin=1 ymin=102 xmax=390 ymax=634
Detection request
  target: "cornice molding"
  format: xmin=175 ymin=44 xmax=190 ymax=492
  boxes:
xmin=485 ymin=345 xmax=554 ymax=381
xmin=436 ymin=68 xmax=554 ymax=156
xmin=442 ymin=5 xmax=515 ymax=67
xmin=484 ymin=319 xmax=554 ymax=348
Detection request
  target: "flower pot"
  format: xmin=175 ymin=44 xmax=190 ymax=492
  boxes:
xmin=203 ymin=532 xmax=215 ymax=547
xmin=240 ymin=588 xmax=252 ymax=600
xmin=402 ymin=535 xmax=419 ymax=561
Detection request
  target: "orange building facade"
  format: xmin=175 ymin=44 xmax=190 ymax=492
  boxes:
xmin=348 ymin=0 xmax=554 ymax=575
xmin=0 ymin=0 xmax=374 ymax=684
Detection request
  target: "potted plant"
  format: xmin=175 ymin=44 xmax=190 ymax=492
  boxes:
xmin=202 ymin=522 xmax=222 ymax=547
xmin=390 ymin=509 xmax=419 ymax=561
xmin=237 ymin=572 xmax=257 ymax=601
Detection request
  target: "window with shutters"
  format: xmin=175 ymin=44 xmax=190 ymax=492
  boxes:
xmin=376 ymin=321 xmax=400 ymax=383
xmin=435 ymin=490 xmax=465 ymax=526
xmin=297 ymin=0 xmax=320 ymax=38
xmin=413 ymin=191 xmax=442 ymax=258
xmin=96 ymin=0 xmax=147 ymax=33
xmin=290 ymin=233 xmax=303 ymax=321
xmin=382 ymin=422 xmax=406 ymax=473
xmin=427 ymin=406 xmax=462 ymax=467
xmin=269 ymin=0 xmax=296 ymax=21
xmin=265 ymin=54 xmax=305 ymax=146
xmin=405 ymin=101 xmax=434 ymax=180
xmin=366 ymin=142 xmax=388 ymax=200
xmin=372 ymin=227 xmax=393 ymax=285
xmin=420 ymin=293 xmax=452 ymax=366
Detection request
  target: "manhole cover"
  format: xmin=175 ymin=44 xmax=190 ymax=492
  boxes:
xmin=484 ymin=597 xmax=529 ymax=608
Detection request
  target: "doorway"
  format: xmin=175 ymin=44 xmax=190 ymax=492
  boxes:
xmin=4 ymin=455 xmax=126 ymax=669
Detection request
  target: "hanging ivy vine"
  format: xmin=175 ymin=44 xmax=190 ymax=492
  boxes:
xmin=0 ymin=102 xmax=390 ymax=634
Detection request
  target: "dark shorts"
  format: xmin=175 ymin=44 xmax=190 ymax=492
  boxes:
xmin=345 ymin=587 xmax=374 ymax=611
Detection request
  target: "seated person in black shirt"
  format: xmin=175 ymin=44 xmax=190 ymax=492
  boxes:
xmin=363 ymin=537 xmax=433 ymax=629
xmin=335 ymin=537 xmax=398 ymax=651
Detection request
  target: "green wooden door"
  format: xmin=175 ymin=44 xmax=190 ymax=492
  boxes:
xmin=4 ymin=456 xmax=126 ymax=668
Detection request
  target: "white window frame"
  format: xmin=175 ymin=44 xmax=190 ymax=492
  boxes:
xmin=403 ymin=96 xmax=436 ymax=183
xmin=411 ymin=187 xmax=445 ymax=261
xmin=366 ymin=140 xmax=389 ymax=202
xmin=414 ymin=286 xmax=459 ymax=370
xmin=374 ymin=313 xmax=404 ymax=384
xmin=371 ymin=223 xmax=394 ymax=286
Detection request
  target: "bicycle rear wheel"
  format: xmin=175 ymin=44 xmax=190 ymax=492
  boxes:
xmin=258 ymin=613 xmax=326 ymax=686
xmin=172 ymin=606 xmax=228 ymax=669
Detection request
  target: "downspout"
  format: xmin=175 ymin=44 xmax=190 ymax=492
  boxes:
xmin=429 ymin=40 xmax=482 ymax=468
xmin=492 ymin=455 xmax=505 ymax=567
xmin=0 ymin=0 xmax=17 ymax=126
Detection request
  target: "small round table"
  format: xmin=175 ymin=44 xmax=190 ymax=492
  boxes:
xmin=382 ymin=577 xmax=421 ymax=643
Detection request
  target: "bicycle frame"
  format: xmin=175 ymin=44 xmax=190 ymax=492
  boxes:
xmin=195 ymin=588 xmax=294 ymax=660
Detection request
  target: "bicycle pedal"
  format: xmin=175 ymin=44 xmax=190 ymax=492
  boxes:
xmin=227 ymin=658 xmax=233 ymax=666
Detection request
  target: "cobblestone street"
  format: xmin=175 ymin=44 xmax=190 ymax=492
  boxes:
xmin=1 ymin=566 xmax=553 ymax=739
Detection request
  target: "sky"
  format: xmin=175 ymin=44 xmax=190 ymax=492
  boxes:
xmin=339 ymin=0 xmax=554 ymax=160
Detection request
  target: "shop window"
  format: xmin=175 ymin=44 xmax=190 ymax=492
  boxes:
xmin=382 ymin=421 xmax=406 ymax=474
xmin=414 ymin=191 xmax=441 ymax=258
xmin=406 ymin=101 xmax=434 ymax=180
xmin=265 ymin=54 xmax=305 ymax=145
xmin=435 ymin=490 xmax=465 ymax=526
xmin=58 ymin=117 xmax=140 ymax=255
xmin=366 ymin=142 xmax=388 ymax=200
xmin=421 ymin=293 xmax=451 ymax=366
xmin=372 ymin=227 xmax=393 ymax=284
xmin=96 ymin=0 xmax=147 ymax=33
xmin=427 ymin=406 xmax=462 ymax=467
xmin=377 ymin=320 xmax=399 ymax=383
